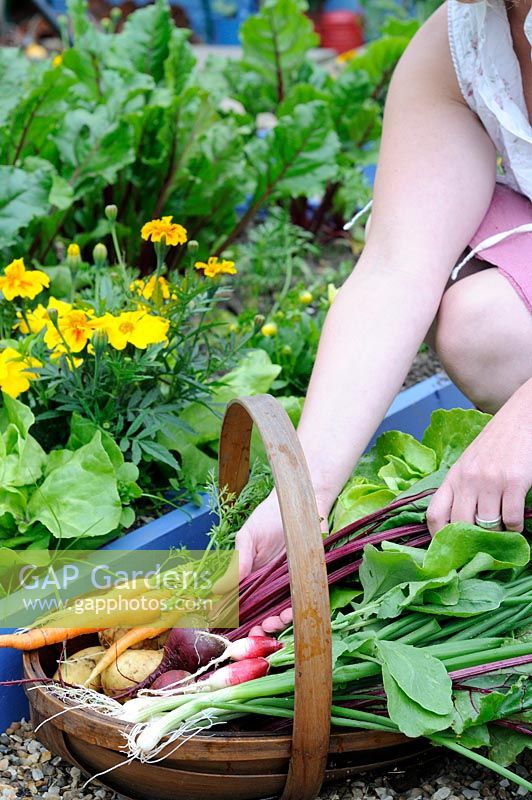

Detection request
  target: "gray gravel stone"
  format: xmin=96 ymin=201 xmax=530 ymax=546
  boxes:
xmin=0 ymin=718 xmax=530 ymax=800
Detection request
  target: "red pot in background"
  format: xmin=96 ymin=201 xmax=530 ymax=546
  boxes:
xmin=317 ymin=10 xmax=364 ymax=54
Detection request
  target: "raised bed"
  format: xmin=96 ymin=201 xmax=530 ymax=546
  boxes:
xmin=0 ymin=375 xmax=472 ymax=732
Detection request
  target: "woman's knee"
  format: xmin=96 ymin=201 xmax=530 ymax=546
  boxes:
xmin=433 ymin=269 xmax=532 ymax=412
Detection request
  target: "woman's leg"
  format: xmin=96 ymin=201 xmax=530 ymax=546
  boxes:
xmin=429 ymin=267 xmax=532 ymax=414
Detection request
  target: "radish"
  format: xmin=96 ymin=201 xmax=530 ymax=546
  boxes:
xmin=223 ymin=636 xmax=283 ymax=661
xmin=200 ymin=657 xmax=270 ymax=690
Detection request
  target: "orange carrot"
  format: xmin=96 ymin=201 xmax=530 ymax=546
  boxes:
xmin=0 ymin=627 xmax=102 ymax=651
xmin=84 ymin=626 xmax=170 ymax=687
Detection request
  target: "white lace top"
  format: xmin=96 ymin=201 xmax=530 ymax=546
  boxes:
xmin=346 ymin=0 xmax=532 ymax=259
xmin=447 ymin=0 xmax=532 ymax=201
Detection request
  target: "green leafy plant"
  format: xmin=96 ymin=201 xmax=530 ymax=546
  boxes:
xmin=0 ymin=393 xmax=140 ymax=549
xmin=0 ymin=0 xmax=417 ymax=266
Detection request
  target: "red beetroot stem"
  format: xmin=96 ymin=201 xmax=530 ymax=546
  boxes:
xmin=230 ymin=532 xmax=432 ymax=639
xmin=238 ymin=523 xmax=428 ymax=620
xmin=323 ymin=489 xmax=435 ymax=549
xmin=494 ymin=720 xmax=532 ymax=737
xmin=450 ymin=654 xmax=532 ymax=681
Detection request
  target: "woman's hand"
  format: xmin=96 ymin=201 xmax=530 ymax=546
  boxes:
xmin=236 ymin=489 xmax=330 ymax=635
xmin=427 ymin=378 xmax=532 ymax=534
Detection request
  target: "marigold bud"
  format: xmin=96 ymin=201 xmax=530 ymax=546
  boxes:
xmin=298 ymin=290 xmax=313 ymax=305
xmin=91 ymin=329 xmax=108 ymax=357
xmin=253 ymin=314 xmax=265 ymax=330
xmin=187 ymin=239 xmax=199 ymax=253
xmin=282 ymin=344 xmax=292 ymax=355
xmin=101 ymin=16 xmax=111 ymax=32
xmin=105 ymin=204 xmax=118 ymax=222
xmin=261 ymin=322 xmax=278 ymax=337
xmin=67 ymin=243 xmax=81 ymax=268
xmin=47 ymin=307 xmax=59 ymax=326
xmin=110 ymin=7 xmax=121 ymax=21
xmin=93 ymin=242 xmax=108 ymax=265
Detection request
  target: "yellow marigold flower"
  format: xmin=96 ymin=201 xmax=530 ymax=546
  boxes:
xmin=261 ymin=322 xmax=278 ymax=337
xmin=52 ymin=54 xmax=63 ymax=68
xmin=130 ymin=275 xmax=171 ymax=301
xmin=12 ymin=297 xmax=73 ymax=335
xmin=93 ymin=311 xmax=169 ymax=351
xmin=44 ymin=309 xmax=95 ymax=353
xmin=0 ymin=347 xmax=41 ymax=398
xmin=140 ymin=216 xmax=187 ymax=247
xmin=194 ymin=257 xmax=237 ymax=279
xmin=0 ymin=258 xmax=50 ymax=301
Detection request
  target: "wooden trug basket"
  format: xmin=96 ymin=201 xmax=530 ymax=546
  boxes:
xmin=24 ymin=395 xmax=427 ymax=800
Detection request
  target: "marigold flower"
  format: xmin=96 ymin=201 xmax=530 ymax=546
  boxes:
xmin=261 ymin=322 xmax=278 ymax=337
xmin=0 ymin=258 xmax=50 ymax=301
xmin=14 ymin=297 xmax=74 ymax=335
xmin=52 ymin=54 xmax=63 ymax=68
xmin=44 ymin=309 xmax=95 ymax=353
xmin=93 ymin=311 xmax=169 ymax=351
xmin=194 ymin=257 xmax=237 ymax=279
xmin=0 ymin=347 xmax=41 ymax=398
xmin=130 ymin=276 xmax=170 ymax=301
xmin=141 ymin=216 xmax=187 ymax=247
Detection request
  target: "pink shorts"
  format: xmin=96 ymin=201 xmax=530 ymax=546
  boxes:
xmin=469 ymin=183 xmax=532 ymax=313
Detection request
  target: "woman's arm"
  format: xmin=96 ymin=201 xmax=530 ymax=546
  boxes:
xmin=237 ymin=4 xmax=497 ymax=578
xmin=298 ymin=4 xmax=496 ymax=509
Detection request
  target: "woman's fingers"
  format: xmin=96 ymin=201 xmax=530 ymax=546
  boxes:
xmin=475 ymin=482 xmax=503 ymax=530
xmin=502 ymin=484 xmax=526 ymax=532
xmin=427 ymin=481 xmax=453 ymax=536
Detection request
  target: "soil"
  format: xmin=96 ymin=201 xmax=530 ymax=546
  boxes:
xmin=403 ymin=349 xmax=446 ymax=390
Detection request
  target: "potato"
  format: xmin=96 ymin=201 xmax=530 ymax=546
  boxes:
xmin=54 ymin=646 xmax=105 ymax=691
xmin=101 ymin=649 xmax=164 ymax=696
xmin=99 ymin=628 xmax=169 ymax=650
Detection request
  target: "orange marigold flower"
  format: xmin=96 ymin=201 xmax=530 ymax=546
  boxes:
xmin=140 ymin=216 xmax=187 ymax=247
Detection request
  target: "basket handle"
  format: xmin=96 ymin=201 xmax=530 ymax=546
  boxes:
xmin=219 ymin=394 xmax=332 ymax=800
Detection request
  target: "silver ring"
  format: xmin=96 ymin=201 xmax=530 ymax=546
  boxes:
xmin=474 ymin=514 xmax=502 ymax=530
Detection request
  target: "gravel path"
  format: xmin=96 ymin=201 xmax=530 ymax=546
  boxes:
xmin=1 ymin=721 xmax=529 ymax=800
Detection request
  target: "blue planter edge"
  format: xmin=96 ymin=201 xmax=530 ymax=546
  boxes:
xmin=0 ymin=374 xmax=472 ymax=732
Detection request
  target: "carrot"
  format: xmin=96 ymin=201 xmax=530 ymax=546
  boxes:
xmin=0 ymin=627 xmax=102 ymax=651
xmin=84 ymin=626 xmax=170 ymax=688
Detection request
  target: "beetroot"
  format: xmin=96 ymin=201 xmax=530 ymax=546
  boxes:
xmin=151 ymin=670 xmax=192 ymax=691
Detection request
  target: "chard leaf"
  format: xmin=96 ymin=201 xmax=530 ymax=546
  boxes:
xmin=0 ymin=166 xmax=52 ymax=249
xmin=240 ymin=0 xmax=318 ymax=103
xmin=453 ymin=674 xmax=532 ymax=734
xmin=246 ymin=101 xmax=340 ymax=199
xmin=109 ymin=0 xmax=173 ymax=83
xmin=488 ymin=726 xmax=532 ymax=767
xmin=422 ymin=408 xmax=491 ymax=469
